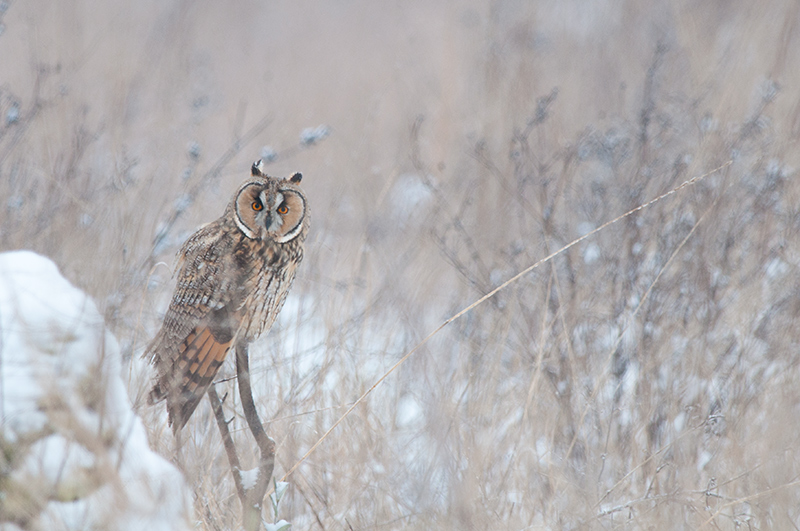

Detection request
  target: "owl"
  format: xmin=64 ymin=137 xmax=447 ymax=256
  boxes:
xmin=146 ymin=160 xmax=309 ymax=431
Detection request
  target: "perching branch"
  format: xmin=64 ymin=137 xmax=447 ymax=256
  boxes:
xmin=208 ymin=339 xmax=275 ymax=531
xmin=236 ymin=339 xmax=276 ymax=530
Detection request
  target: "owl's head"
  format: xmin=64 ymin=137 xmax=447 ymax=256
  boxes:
xmin=232 ymin=160 xmax=308 ymax=243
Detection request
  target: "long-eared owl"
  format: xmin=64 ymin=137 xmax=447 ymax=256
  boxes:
xmin=146 ymin=160 xmax=309 ymax=431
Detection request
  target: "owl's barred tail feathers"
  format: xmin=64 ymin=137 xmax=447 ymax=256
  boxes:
xmin=148 ymin=380 xmax=168 ymax=405
xmin=148 ymin=325 xmax=234 ymax=431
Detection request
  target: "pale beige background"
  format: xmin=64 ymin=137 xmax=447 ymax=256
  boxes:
xmin=1 ymin=1 xmax=799 ymax=529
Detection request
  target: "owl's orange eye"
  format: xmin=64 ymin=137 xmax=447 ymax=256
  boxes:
xmin=277 ymin=203 xmax=289 ymax=215
xmin=252 ymin=200 xmax=263 ymax=211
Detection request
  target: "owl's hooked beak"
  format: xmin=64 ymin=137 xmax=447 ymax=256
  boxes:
xmin=263 ymin=212 xmax=283 ymax=234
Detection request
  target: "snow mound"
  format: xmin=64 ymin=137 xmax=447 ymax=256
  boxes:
xmin=0 ymin=251 xmax=190 ymax=530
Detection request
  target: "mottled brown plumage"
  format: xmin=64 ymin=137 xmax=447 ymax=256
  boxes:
xmin=146 ymin=161 xmax=309 ymax=431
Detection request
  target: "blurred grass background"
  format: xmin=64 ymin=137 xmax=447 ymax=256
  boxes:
xmin=2 ymin=0 xmax=800 ymax=529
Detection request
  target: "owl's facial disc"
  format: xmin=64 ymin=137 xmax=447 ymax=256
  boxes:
xmin=233 ymin=178 xmax=306 ymax=243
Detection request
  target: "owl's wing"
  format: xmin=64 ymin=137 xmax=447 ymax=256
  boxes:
xmin=146 ymin=224 xmax=244 ymax=430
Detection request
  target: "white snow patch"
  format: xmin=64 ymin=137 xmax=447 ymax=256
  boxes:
xmin=396 ymin=394 xmax=423 ymax=428
xmin=764 ymin=257 xmax=788 ymax=279
xmin=299 ymin=124 xmax=330 ymax=145
xmin=697 ymin=449 xmax=713 ymax=471
xmin=673 ymin=411 xmax=686 ymax=433
xmin=0 ymin=251 xmax=191 ymax=530
xmin=390 ymin=174 xmax=433 ymax=223
xmin=576 ymin=222 xmax=594 ymax=236
xmin=489 ymin=268 xmax=504 ymax=286
xmin=583 ymin=242 xmax=600 ymax=264
xmin=239 ymin=468 xmax=260 ymax=491
xmin=535 ymin=437 xmax=550 ymax=467
xmin=621 ymin=359 xmax=639 ymax=396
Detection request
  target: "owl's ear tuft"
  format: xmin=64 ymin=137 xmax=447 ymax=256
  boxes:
xmin=289 ymin=172 xmax=302 ymax=183
xmin=251 ymin=160 xmax=266 ymax=176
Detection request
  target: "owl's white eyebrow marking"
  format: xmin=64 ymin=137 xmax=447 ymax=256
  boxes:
xmin=274 ymin=192 xmax=284 ymax=208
